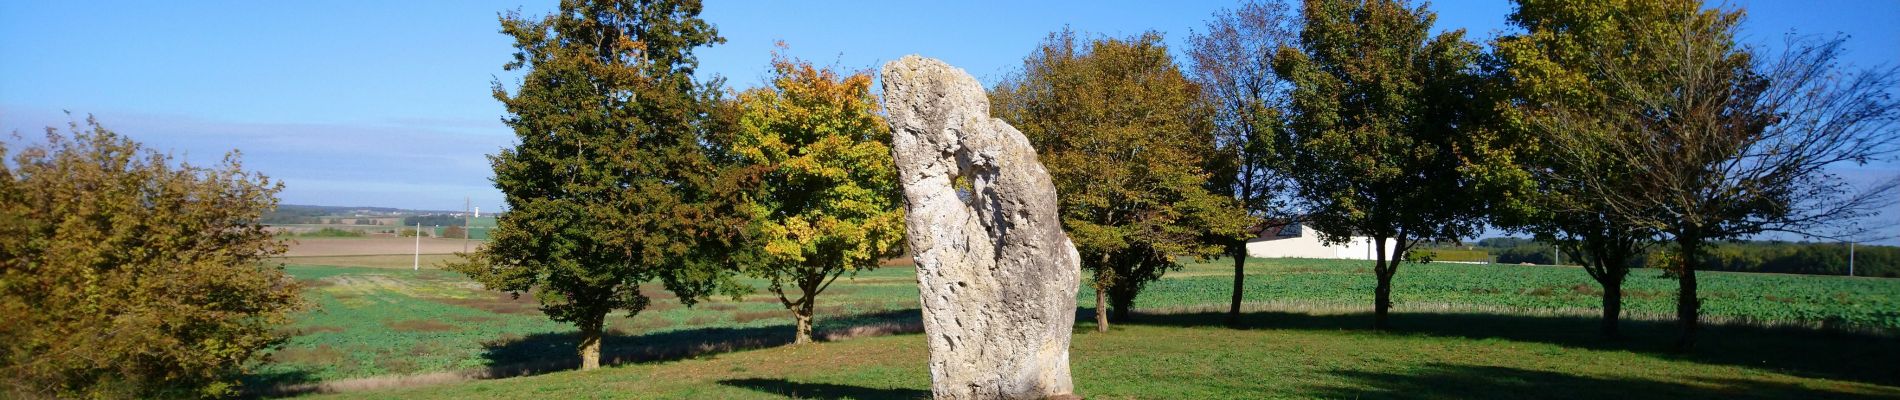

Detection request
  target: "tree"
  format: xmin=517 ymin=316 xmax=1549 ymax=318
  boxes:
xmin=446 ymin=0 xmax=746 ymax=370
xmin=729 ymin=50 xmax=906 ymax=345
xmin=1490 ymin=0 xmax=1736 ymax=338
xmin=1272 ymin=0 xmax=1503 ymax=330
xmin=0 ymin=117 xmax=303 ymax=398
xmin=442 ymin=225 xmax=468 ymax=240
xmin=1187 ymin=0 xmax=1300 ymax=327
xmin=992 ymin=30 xmax=1251 ymax=332
xmin=1519 ymin=1 xmax=1900 ymax=347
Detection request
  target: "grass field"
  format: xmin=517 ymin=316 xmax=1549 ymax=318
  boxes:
xmin=250 ymin=256 xmax=1900 ymax=398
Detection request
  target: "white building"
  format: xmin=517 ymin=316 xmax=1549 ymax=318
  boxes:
xmin=1245 ymin=222 xmax=1397 ymax=260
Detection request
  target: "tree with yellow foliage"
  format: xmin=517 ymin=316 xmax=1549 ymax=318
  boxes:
xmin=730 ymin=51 xmax=906 ymax=345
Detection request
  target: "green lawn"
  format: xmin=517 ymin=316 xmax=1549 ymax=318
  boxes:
xmin=302 ymin=315 xmax=1900 ymax=399
xmin=252 ymin=257 xmax=1900 ymax=398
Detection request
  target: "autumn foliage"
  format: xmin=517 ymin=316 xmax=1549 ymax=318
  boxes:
xmin=0 ymin=118 xmax=303 ymax=398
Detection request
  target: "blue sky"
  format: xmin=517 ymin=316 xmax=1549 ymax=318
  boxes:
xmin=3 ymin=0 xmax=1897 ymax=241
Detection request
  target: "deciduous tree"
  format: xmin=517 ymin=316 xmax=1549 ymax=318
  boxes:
xmin=992 ymin=30 xmax=1251 ymax=331
xmin=1517 ymin=1 xmax=1900 ymax=347
xmin=0 ymin=117 xmax=302 ymax=398
xmin=1187 ymin=0 xmax=1300 ymax=327
xmin=730 ymin=51 xmax=906 ymax=345
xmin=1272 ymin=0 xmax=1503 ymax=330
xmin=447 ymin=0 xmax=747 ymax=370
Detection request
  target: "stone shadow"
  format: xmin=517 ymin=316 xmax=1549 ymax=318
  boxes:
xmin=718 ymin=378 xmax=930 ymax=399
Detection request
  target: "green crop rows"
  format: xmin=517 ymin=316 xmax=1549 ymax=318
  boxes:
xmin=1106 ymin=258 xmax=1900 ymax=330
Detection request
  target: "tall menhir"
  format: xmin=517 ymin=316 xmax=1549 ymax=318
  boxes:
xmin=881 ymin=55 xmax=1082 ymax=400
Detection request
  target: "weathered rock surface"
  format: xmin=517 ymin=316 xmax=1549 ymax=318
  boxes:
xmin=881 ymin=55 xmax=1082 ymax=399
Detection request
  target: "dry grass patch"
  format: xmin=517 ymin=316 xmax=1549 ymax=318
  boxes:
xmin=733 ymin=310 xmax=785 ymax=324
xmin=438 ymin=292 xmax=541 ymax=315
xmin=272 ymin=344 xmax=346 ymax=366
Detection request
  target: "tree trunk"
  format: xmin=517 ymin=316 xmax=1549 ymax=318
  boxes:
xmin=793 ymin=296 xmax=816 ymax=345
xmin=578 ymin=319 xmax=603 ymax=371
xmin=1372 ymin=237 xmax=1392 ymax=331
xmin=1373 ymin=269 xmax=1393 ymax=331
xmin=1228 ymin=244 xmax=1246 ymax=327
xmin=1601 ymin=278 xmax=1623 ymax=339
xmin=1675 ymin=236 xmax=1701 ymax=350
xmin=1110 ymin=293 xmax=1132 ymax=323
xmin=1094 ymin=284 xmax=1108 ymax=333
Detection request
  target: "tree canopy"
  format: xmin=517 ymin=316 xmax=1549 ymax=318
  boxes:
xmin=1187 ymin=0 xmax=1301 ymax=326
xmin=0 ymin=117 xmax=302 ymax=398
xmin=992 ymin=29 xmax=1251 ymax=331
xmin=447 ymin=0 xmax=748 ymax=370
xmin=1496 ymin=0 xmax=1900 ymax=346
xmin=1273 ymin=0 xmax=1506 ymax=329
xmin=729 ymin=50 xmax=906 ymax=345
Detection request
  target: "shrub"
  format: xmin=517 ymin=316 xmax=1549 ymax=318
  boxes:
xmin=0 ymin=118 xmax=304 ymax=398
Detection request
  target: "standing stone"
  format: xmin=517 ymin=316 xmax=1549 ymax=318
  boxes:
xmin=881 ymin=55 xmax=1081 ymax=399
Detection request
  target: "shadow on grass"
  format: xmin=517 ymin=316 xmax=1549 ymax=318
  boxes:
xmin=1310 ymin=362 xmax=1892 ymax=399
xmin=481 ymin=309 xmax=921 ymax=370
xmin=1114 ymin=309 xmax=1900 ymax=388
xmin=718 ymin=378 xmax=930 ymax=399
xmin=249 ymin=309 xmax=920 ymax=398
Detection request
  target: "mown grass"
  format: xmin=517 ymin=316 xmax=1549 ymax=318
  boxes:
xmin=253 ymin=257 xmax=1900 ymax=398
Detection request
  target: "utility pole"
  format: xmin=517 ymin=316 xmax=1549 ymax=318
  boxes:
xmin=464 ymin=196 xmax=472 ymax=252
xmin=413 ymin=221 xmax=422 ymax=271
xmin=1849 ymin=241 xmax=1856 ymax=277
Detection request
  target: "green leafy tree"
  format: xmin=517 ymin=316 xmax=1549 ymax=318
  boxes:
xmin=1507 ymin=0 xmax=1900 ymax=347
xmin=1272 ymin=0 xmax=1503 ymax=329
xmin=992 ymin=30 xmax=1251 ymax=331
xmin=446 ymin=0 xmax=746 ymax=370
xmin=729 ymin=51 xmax=906 ymax=345
xmin=1490 ymin=0 xmax=1740 ymax=338
xmin=0 ymin=117 xmax=303 ymax=398
xmin=1186 ymin=0 xmax=1301 ymax=326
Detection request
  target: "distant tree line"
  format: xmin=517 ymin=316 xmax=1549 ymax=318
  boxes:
xmin=402 ymin=214 xmax=467 ymax=227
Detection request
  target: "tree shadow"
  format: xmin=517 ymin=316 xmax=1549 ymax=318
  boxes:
xmin=1123 ymin=310 xmax=1900 ymax=387
xmin=718 ymin=378 xmax=930 ymax=399
xmin=480 ymin=308 xmax=922 ymax=374
xmin=1308 ymin=362 xmax=1900 ymax=399
xmin=237 ymin=369 xmax=319 ymax=398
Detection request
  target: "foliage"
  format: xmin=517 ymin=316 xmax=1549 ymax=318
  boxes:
xmin=1490 ymin=0 xmax=1733 ymax=336
xmin=1500 ymin=0 xmax=1900 ymax=345
xmin=0 ymin=117 xmax=303 ymax=398
xmin=445 ymin=0 xmax=746 ymax=370
xmin=1186 ymin=0 xmax=1301 ymax=324
xmin=440 ymin=225 xmax=468 ymax=239
xmin=728 ymin=50 xmax=905 ymax=344
xmin=1271 ymin=0 xmax=1503 ymax=328
xmin=991 ymin=29 xmax=1252 ymax=327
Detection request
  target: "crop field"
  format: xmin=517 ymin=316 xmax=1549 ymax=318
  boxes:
xmin=1134 ymin=258 xmax=1900 ymax=330
xmin=281 ymin=237 xmax=477 ymax=257
xmin=250 ymin=255 xmax=1900 ymax=397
